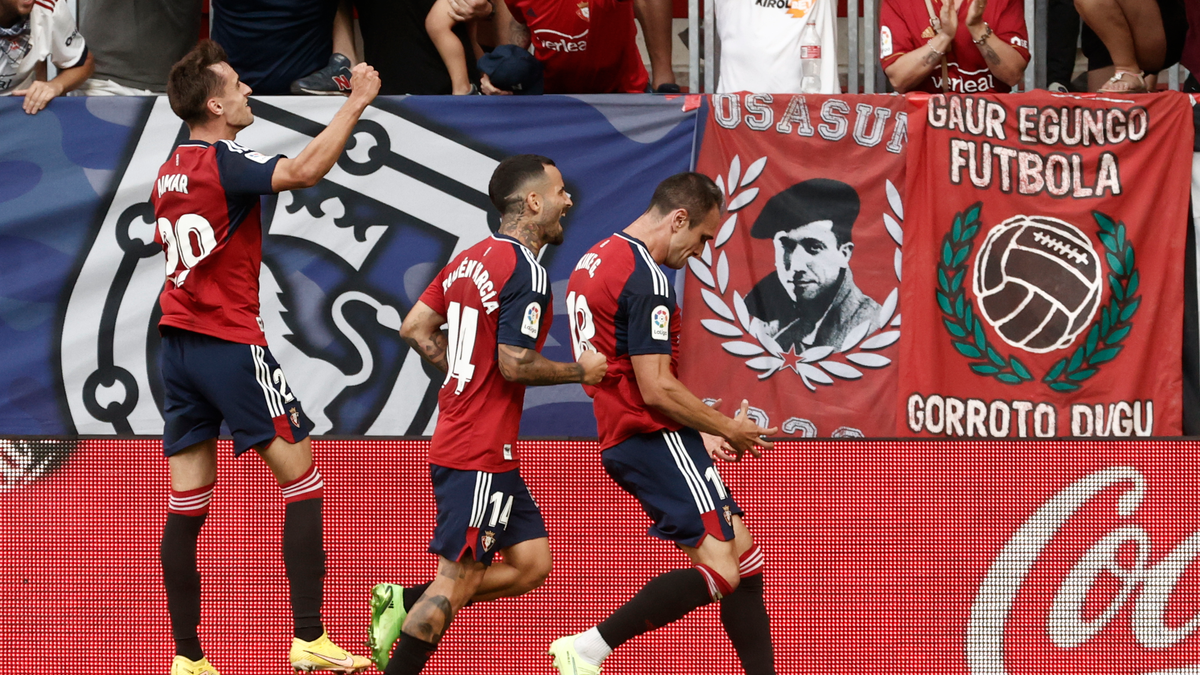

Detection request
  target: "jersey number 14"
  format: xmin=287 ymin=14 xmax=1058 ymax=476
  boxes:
xmin=444 ymin=301 xmax=479 ymax=395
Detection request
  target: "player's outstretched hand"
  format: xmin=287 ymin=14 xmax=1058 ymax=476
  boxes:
xmin=725 ymin=399 xmax=776 ymax=455
xmin=347 ymin=63 xmax=381 ymax=106
xmin=578 ymin=350 xmax=608 ymax=385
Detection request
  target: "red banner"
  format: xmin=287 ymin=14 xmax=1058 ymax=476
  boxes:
xmin=898 ymin=92 xmax=1193 ymax=438
xmin=680 ymin=94 xmax=908 ymax=437
xmin=2 ymin=439 xmax=1199 ymax=672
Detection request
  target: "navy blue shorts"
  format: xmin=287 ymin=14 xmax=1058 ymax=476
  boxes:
xmin=428 ymin=465 xmax=548 ymax=565
xmin=602 ymin=427 xmax=742 ymax=547
xmin=160 ymin=327 xmax=314 ymax=457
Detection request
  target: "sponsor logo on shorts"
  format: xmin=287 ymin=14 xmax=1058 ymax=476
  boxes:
xmin=651 ymin=305 xmax=670 ymax=340
xmin=289 ymin=406 xmax=300 ymax=428
xmin=482 ymin=530 xmax=496 ymax=551
xmin=522 ymin=302 xmax=541 ymax=339
xmin=723 ymin=505 xmax=732 ymax=526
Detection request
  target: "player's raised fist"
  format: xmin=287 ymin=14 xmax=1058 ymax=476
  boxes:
xmin=348 ymin=63 xmax=381 ymax=104
xmin=577 ymin=349 xmax=608 ymax=385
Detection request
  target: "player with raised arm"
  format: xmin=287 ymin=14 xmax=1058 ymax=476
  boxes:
xmin=152 ymin=40 xmax=380 ymax=675
xmin=368 ymin=155 xmax=607 ymax=675
xmin=553 ymin=172 xmax=778 ymax=674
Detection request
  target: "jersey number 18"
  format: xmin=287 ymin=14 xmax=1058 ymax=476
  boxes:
xmin=565 ymin=291 xmax=596 ymax=360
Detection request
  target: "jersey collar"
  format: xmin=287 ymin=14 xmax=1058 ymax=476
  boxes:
xmin=177 ymin=140 xmax=211 ymax=149
xmin=615 ymin=232 xmax=650 ymax=251
xmin=491 ymin=232 xmax=534 ymax=253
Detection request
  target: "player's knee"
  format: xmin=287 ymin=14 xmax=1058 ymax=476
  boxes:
xmin=711 ymin=559 xmax=742 ymax=593
xmin=720 ymin=565 xmax=742 ymax=593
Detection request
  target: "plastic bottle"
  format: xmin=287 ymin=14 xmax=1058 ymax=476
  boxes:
xmin=800 ymin=18 xmax=822 ymax=94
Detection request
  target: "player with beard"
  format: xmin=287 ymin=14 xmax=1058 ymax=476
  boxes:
xmin=369 ymin=155 xmax=607 ymax=675
xmin=152 ymin=39 xmax=379 ymax=675
xmin=553 ymin=172 xmax=777 ymax=674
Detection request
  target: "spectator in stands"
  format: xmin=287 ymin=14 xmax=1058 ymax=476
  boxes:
xmin=487 ymin=0 xmax=650 ymax=94
xmin=1075 ymin=0 xmax=1186 ymax=92
xmin=477 ymin=43 xmax=544 ymax=94
xmin=0 ymin=0 xmax=93 ymax=114
xmin=426 ymin=0 xmax=488 ymax=94
xmin=879 ymin=0 xmax=1029 ymax=94
xmin=715 ymin=0 xmax=839 ymax=94
xmin=635 ymin=0 xmax=680 ymax=92
xmin=355 ymin=0 xmax=486 ymax=94
xmin=1046 ymin=0 xmax=1080 ymax=91
xmin=73 ymin=0 xmax=200 ymax=95
xmin=211 ymin=0 xmax=357 ymax=96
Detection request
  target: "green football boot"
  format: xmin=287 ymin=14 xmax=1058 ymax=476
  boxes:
xmin=368 ymin=583 xmax=407 ymax=670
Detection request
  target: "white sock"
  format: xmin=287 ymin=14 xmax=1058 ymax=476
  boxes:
xmin=573 ymin=627 xmax=612 ymax=666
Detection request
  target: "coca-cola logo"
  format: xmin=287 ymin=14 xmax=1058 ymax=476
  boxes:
xmin=970 ymin=466 xmax=1200 ymax=673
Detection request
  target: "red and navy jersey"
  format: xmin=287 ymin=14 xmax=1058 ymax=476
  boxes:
xmin=504 ymin=0 xmax=649 ymax=94
xmin=566 ymin=233 xmax=682 ymax=449
xmin=419 ymin=234 xmax=553 ymax=473
xmin=151 ymin=139 xmax=282 ymax=346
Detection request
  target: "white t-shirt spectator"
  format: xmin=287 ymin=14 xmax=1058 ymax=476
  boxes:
xmin=0 ymin=0 xmax=88 ymax=95
xmin=716 ymin=0 xmax=838 ymax=94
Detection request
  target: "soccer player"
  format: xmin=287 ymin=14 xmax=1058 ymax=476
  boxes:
xmin=152 ymin=40 xmax=380 ymax=675
xmin=553 ymin=172 xmax=778 ymax=674
xmin=369 ymin=154 xmax=608 ymax=675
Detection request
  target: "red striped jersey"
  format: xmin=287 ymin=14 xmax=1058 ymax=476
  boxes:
xmin=419 ymin=234 xmax=552 ymax=472
xmin=566 ymin=233 xmax=683 ymax=449
xmin=151 ymin=139 xmax=282 ymax=346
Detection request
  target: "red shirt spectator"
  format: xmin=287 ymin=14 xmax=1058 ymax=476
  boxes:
xmin=502 ymin=0 xmax=648 ymax=93
xmin=880 ymin=0 xmax=1029 ymax=93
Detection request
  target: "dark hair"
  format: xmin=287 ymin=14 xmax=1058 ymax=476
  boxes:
xmin=488 ymin=154 xmax=557 ymax=216
xmin=749 ymin=179 xmax=860 ymax=247
xmin=646 ymin=172 xmax=725 ymax=226
xmin=167 ymin=40 xmax=229 ymax=127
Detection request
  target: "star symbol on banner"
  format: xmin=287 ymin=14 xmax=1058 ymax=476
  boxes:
xmin=780 ymin=344 xmax=805 ymax=373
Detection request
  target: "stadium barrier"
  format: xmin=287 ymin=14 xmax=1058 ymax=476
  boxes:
xmin=2 ymin=438 xmax=1197 ymax=673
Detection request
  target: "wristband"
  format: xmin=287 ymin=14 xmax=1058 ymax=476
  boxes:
xmin=972 ymin=22 xmax=993 ymax=45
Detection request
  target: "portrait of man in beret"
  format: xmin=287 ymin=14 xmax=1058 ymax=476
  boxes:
xmin=744 ymin=178 xmax=882 ymax=352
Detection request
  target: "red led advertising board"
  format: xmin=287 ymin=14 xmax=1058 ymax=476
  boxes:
xmin=1 ymin=439 xmax=1197 ymax=673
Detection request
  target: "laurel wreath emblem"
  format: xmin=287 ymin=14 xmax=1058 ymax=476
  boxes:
xmin=936 ymin=204 xmax=1140 ymax=391
xmin=691 ymin=155 xmax=902 ymax=390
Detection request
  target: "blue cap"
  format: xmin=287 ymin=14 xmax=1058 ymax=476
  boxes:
xmin=477 ymin=45 xmax=544 ymax=95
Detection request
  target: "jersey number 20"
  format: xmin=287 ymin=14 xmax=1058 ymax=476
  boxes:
xmin=159 ymin=214 xmax=217 ymax=287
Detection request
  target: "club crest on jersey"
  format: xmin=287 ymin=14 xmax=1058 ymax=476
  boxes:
xmin=651 ymin=305 xmax=670 ymax=341
xmin=522 ymin=301 xmax=541 ymax=338
xmin=576 ymin=1 xmax=590 ymax=20
xmin=482 ymin=530 xmax=496 ymax=551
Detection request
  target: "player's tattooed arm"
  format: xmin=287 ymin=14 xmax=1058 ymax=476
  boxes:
xmin=497 ymin=344 xmax=607 ymax=386
xmin=400 ymin=301 xmax=450 ymax=373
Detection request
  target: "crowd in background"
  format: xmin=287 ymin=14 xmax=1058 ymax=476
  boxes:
xmin=1 ymin=0 xmax=1200 ymax=114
